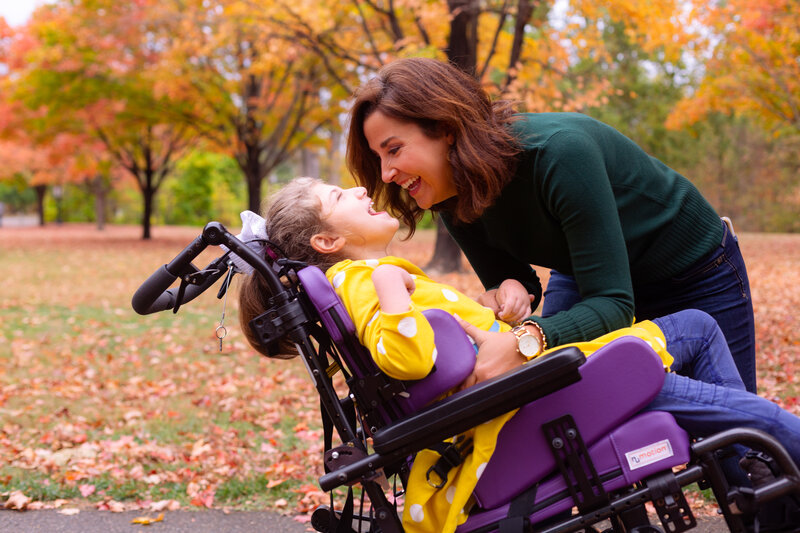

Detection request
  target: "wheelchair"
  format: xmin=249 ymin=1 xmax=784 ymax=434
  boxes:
xmin=132 ymin=221 xmax=800 ymax=533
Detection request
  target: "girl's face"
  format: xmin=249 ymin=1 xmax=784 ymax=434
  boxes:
xmin=313 ymin=183 xmax=400 ymax=255
xmin=363 ymin=110 xmax=457 ymax=209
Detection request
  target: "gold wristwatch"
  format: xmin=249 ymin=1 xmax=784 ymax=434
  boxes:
xmin=511 ymin=322 xmax=542 ymax=358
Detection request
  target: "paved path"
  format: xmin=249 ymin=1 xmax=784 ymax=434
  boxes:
xmin=0 ymin=214 xmax=39 ymax=227
xmin=0 ymin=508 xmax=728 ymax=532
xmin=0 ymin=509 xmax=312 ymax=533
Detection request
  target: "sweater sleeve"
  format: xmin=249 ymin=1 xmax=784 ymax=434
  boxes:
xmin=531 ymin=130 xmax=635 ymax=344
xmin=332 ymin=263 xmax=437 ymax=381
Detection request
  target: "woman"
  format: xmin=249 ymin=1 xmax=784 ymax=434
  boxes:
xmin=238 ymin=178 xmax=798 ymax=533
xmin=345 ymin=57 xmax=757 ymax=393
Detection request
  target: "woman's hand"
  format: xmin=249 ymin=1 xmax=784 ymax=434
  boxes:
xmin=371 ymin=264 xmax=415 ymax=313
xmin=455 ymin=317 xmax=526 ymax=390
xmin=476 ymin=279 xmax=534 ymax=324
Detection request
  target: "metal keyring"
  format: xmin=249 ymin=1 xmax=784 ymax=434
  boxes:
xmin=215 ymin=325 xmax=227 ymax=340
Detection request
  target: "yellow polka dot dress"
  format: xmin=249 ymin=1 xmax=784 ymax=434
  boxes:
xmin=325 ymin=256 xmax=673 ymax=533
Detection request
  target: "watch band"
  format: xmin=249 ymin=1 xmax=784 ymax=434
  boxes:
xmin=520 ymin=320 xmax=547 ymax=350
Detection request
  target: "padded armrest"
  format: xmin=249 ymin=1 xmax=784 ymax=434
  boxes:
xmin=319 ymin=346 xmax=585 ymax=491
xmin=372 ymin=346 xmax=585 ymax=455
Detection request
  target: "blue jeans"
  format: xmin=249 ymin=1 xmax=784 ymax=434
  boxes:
xmin=645 ymin=310 xmax=800 ymax=467
xmin=542 ymin=219 xmax=757 ymax=393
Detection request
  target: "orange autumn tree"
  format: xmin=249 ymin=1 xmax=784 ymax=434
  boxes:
xmin=8 ymin=0 xmax=195 ymax=239
xmin=262 ymin=0 xmax=699 ymax=271
xmin=664 ymin=0 xmax=800 ymax=231
xmin=150 ymin=0 xmax=343 ymax=213
xmin=668 ymin=0 xmax=800 ymax=136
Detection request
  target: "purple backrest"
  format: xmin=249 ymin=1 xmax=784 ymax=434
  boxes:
xmin=296 ymin=266 xmax=475 ymax=418
xmin=473 ymin=336 xmax=667 ymax=509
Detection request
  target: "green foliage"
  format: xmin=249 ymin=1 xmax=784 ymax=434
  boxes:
xmin=43 ymin=185 xmax=95 ymax=223
xmin=157 ymin=151 xmax=245 ymax=227
xmin=0 ymin=175 xmax=37 ymax=213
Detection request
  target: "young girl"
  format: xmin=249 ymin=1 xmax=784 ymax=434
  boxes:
xmin=239 ymin=178 xmax=800 ymax=533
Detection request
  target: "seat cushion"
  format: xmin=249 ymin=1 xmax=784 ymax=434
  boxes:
xmin=473 ymin=336 xmax=667 ymax=509
xmin=458 ymin=411 xmax=690 ymax=532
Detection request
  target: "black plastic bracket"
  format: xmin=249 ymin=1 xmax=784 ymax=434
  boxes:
xmin=543 ymin=414 xmax=608 ymax=514
xmin=647 ymin=470 xmax=697 ymax=532
xmin=249 ymin=298 xmax=308 ymax=349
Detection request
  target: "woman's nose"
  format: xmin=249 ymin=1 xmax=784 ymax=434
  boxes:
xmin=381 ymin=165 xmax=397 ymax=183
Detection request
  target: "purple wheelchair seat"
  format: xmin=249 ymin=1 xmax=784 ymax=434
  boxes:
xmin=473 ymin=335 xmax=670 ymax=508
xmin=458 ymin=410 xmax=690 ymax=531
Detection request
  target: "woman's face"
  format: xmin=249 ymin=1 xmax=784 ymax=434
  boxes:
xmin=313 ymin=183 xmax=400 ymax=252
xmin=363 ymin=110 xmax=457 ymax=210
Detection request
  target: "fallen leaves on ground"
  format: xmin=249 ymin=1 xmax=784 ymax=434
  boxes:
xmin=0 ymin=224 xmax=797 ymax=521
xmin=131 ymin=512 xmax=164 ymax=525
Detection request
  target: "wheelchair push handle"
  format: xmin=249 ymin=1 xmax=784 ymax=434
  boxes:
xmin=131 ymin=222 xmax=286 ymax=315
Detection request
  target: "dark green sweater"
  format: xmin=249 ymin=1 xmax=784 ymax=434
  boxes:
xmin=441 ymin=113 xmax=723 ymax=346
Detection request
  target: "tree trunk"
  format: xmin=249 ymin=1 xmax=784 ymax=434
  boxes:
xmin=246 ymin=173 xmax=262 ymax=214
xmin=425 ymin=218 xmax=465 ymax=273
xmin=425 ymin=0 xmax=481 ymax=273
xmin=34 ymin=185 xmax=47 ymax=226
xmin=142 ymin=189 xmax=152 ymax=240
xmin=142 ymin=169 xmax=154 ymax=240
xmin=90 ymin=175 xmax=108 ymax=231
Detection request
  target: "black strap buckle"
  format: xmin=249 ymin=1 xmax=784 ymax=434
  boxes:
xmin=425 ymin=437 xmax=473 ymax=489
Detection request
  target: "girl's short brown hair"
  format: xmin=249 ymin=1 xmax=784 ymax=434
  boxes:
xmin=346 ymin=57 xmax=521 ymax=234
xmin=238 ymin=177 xmax=345 ymax=358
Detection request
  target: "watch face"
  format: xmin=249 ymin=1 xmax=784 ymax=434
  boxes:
xmin=518 ymin=334 xmax=540 ymax=356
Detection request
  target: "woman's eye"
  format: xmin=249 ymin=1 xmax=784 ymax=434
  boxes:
xmin=388 ymin=146 xmax=400 ymax=155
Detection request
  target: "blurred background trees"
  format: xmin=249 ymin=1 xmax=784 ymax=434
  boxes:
xmin=1 ymin=0 xmax=798 ymax=249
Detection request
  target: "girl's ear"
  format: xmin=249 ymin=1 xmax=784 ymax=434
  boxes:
xmin=310 ymin=232 xmax=346 ymax=255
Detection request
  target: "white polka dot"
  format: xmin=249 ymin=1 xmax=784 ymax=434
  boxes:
xmin=377 ymin=337 xmax=386 ymax=355
xmin=332 ymin=272 xmax=346 ymax=288
xmin=431 ymin=348 xmax=438 ymax=364
xmin=398 ymin=317 xmax=417 ymax=338
xmin=655 ymin=337 xmax=666 ymax=348
xmin=367 ymin=310 xmax=380 ymax=326
xmin=446 ymin=486 xmax=456 ymax=503
xmin=365 ymin=259 xmax=379 ymax=267
xmin=476 ymin=462 xmax=487 ymax=479
xmin=442 ymin=288 xmax=459 ymax=302
xmin=410 ymin=274 xmax=417 ymax=279
xmin=409 ymin=504 xmax=424 ymax=522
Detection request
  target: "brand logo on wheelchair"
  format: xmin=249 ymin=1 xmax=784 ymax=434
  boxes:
xmin=624 ymin=439 xmax=674 ymax=470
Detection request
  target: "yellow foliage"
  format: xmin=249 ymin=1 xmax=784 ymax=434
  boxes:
xmin=667 ymin=0 xmax=800 ymax=135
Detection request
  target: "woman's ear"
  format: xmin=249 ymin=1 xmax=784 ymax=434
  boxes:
xmin=310 ymin=232 xmax=346 ymax=255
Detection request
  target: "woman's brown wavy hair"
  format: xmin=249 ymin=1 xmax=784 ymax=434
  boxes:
xmin=346 ymin=57 xmax=521 ymax=234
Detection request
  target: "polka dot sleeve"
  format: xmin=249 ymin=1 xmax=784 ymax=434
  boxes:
xmin=328 ymin=259 xmax=437 ymax=381
xmin=371 ymin=307 xmax=437 ymax=380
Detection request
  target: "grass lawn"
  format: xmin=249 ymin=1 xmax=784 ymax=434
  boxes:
xmin=1 ymin=223 xmax=798 ymax=516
